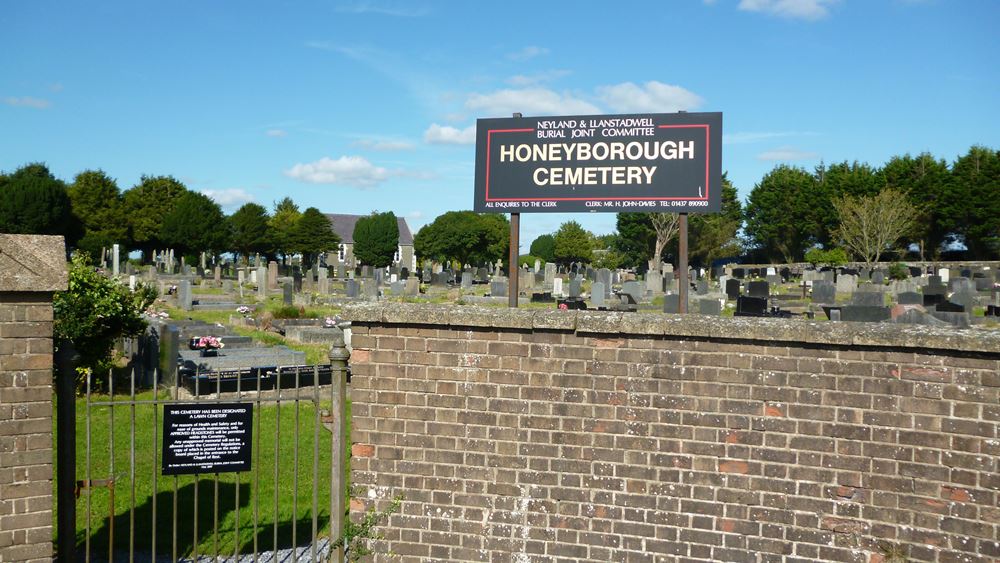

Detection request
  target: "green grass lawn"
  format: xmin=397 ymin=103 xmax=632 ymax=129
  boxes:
xmin=58 ymin=389 xmax=348 ymax=559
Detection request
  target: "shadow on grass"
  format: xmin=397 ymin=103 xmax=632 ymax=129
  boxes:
xmin=238 ymin=512 xmax=331 ymax=556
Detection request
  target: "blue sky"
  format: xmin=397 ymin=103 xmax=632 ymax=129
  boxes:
xmin=2 ymin=0 xmax=997 ymax=249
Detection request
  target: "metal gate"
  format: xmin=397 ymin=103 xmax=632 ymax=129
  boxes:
xmin=59 ymin=359 xmax=347 ymax=563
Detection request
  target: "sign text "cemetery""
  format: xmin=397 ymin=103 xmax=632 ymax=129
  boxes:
xmin=474 ymin=112 xmax=722 ymax=213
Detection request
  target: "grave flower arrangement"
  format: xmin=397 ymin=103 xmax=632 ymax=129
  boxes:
xmin=236 ymin=305 xmax=253 ymax=317
xmin=324 ymin=316 xmax=339 ymax=328
xmin=189 ymin=336 xmax=225 ymax=350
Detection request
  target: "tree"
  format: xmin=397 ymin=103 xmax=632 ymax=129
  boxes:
xmin=67 ymin=169 xmax=129 ymax=260
xmin=689 ymin=173 xmax=743 ymax=268
xmin=743 ymin=165 xmax=823 ymax=263
xmin=529 ymin=234 xmax=556 ymax=262
xmin=122 ymin=175 xmax=189 ymax=259
xmin=54 ymin=253 xmax=156 ymax=374
xmin=292 ymin=207 xmax=340 ymax=268
xmin=413 ymin=211 xmax=508 ymax=266
xmin=944 ymin=146 xmax=1000 ymax=259
xmin=0 ymin=162 xmax=74 ymax=238
xmin=833 ymin=188 xmax=919 ymax=269
xmin=268 ymin=197 xmax=301 ymax=260
xmin=813 ymin=161 xmax=883 ymax=246
xmin=882 ymin=153 xmax=950 ymax=259
xmin=553 ymin=220 xmax=593 ymax=266
xmin=650 ymin=213 xmax=680 ymax=272
xmin=613 ymin=213 xmax=655 ymax=270
xmin=227 ymin=202 xmax=272 ymax=263
xmin=353 ymin=211 xmax=399 ymax=268
xmin=160 ymin=191 xmax=229 ymax=257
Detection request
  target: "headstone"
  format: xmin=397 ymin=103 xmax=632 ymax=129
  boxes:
xmin=696 ymin=279 xmax=709 ymax=296
xmin=461 ymin=272 xmax=473 ymax=289
xmin=534 ymin=259 xmax=541 ymax=273
xmin=836 ymin=274 xmax=857 ymax=295
xmin=840 ymin=306 xmax=891 ymax=323
xmin=898 ymin=291 xmax=922 ymax=305
xmin=949 ymin=291 xmax=976 ymax=313
xmin=662 ymin=294 xmax=684 ymax=314
xmin=490 ymin=279 xmax=508 ymax=297
xmin=766 ymin=267 xmax=776 ymax=277
xmin=870 ymin=271 xmax=885 ymax=285
xmin=747 ymin=281 xmax=769 ymax=299
xmin=338 ymin=264 xmax=347 ymax=280
xmin=178 ymin=280 xmax=192 ymax=311
xmin=128 ymin=274 xmax=136 ymax=290
xmin=544 ymin=263 xmax=556 ymax=286
xmin=591 ymin=283 xmax=606 ymax=308
xmin=734 ymin=296 xmax=767 ymax=317
xmin=646 ymin=271 xmax=663 ymax=294
xmin=318 ymin=275 xmax=329 ymax=294
xmin=404 ymin=278 xmax=420 ymax=296
xmin=281 ymin=283 xmax=293 ymax=306
xmin=268 ymin=261 xmax=278 ymax=289
xmin=922 ymin=283 xmax=947 ymax=307
xmin=112 ymin=243 xmax=120 ymax=277
xmin=725 ymin=279 xmax=741 ymax=301
xmin=597 ymin=269 xmax=612 ymax=297
xmin=293 ymin=270 xmax=303 ymax=293
xmin=400 ymin=267 xmax=410 ymax=280
xmin=812 ymin=281 xmax=835 ymax=304
xmin=938 ymin=268 xmax=950 ymax=283
xmin=553 ymin=277 xmax=564 ymax=297
xmin=851 ymin=291 xmax=885 ymax=307
xmin=391 ymin=281 xmax=404 ymax=295
xmin=362 ymin=279 xmax=379 ymax=300
xmin=345 ymin=279 xmax=360 ymax=298
xmin=697 ymin=298 xmax=722 ymax=316
xmin=621 ymin=281 xmax=643 ymax=304
xmin=519 ymin=269 xmax=535 ymax=290
xmin=476 ymin=267 xmax=489 ymax=283
xmin=569 ymin=278 xmax=582 ymax=298
xmin=390 ymin=273 xmax=398 ymax=284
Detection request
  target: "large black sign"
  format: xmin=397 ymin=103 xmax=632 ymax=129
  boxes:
xmin=162 ymin=403 xmax=253 ymax=475
xmin=474 ymin=112 xmax=722 ymax=213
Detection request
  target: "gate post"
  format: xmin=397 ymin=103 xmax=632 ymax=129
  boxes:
xmin=0 ymin=235 xmax=68 ymax=563
xmin=328 ymin=326 xmax=350 ymax=563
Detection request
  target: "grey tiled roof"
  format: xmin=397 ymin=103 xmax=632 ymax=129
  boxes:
xmin=323 ymin=214 xmax=413 ymax=245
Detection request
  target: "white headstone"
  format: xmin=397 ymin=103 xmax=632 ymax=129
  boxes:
xmin=938 ymin=268 xmax=950 ymax=283
xmin=128 ymin=274 xmax=136 ymax=290
xmin=553 ymin=277 xmax=563 ymax=297
xmin=112 ymin=243 xmax=120 ymax=276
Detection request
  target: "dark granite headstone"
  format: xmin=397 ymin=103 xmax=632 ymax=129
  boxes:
xmin=734 ymin=296 xmax=767 ymax=317
xmin=935 ymin=301 xmax=965 ymax=313
xmin=697 ymin=298 xmax=722 ymax=316
xmin=908 ymin=266 xmax=922 ymax=278
xmin=840 ymin=306 xmax=890 ymax=322
xmin=747 ymin=281 xmax=769 ymax=299
xmin=283 ymin=283 xmax=293 ymax=306
xmin=725 ymin=279 xmax=741 ymax=300
xmin=812 ymin=281 xmax=835 ymax=303
xmin=696 ymin=279 xmax=709 ymax=295
xmin=621 ymin=281 xmax=643 ymax=304
xmin=662 ymin=294 xmax=685 ymax=314
xmin=870 ymin=271 xmax=885 ymax=285
xmin=851 ymin=292 xmax=885 ymax=307
xmin=345 ymin=279 xmax=360 ymax=298
xmin=922 ymin=284 xmax=946 ymax=307
xmin=293 ymin=270 xmax=303 ymax=292
xmin=897 ymin=291 xmax=922 ymax=305
xmin=732 ymin=268 xmax=745 ymax=279
xmin=779 ymin=267 xmax=791 ymax=282
xmin=530 ymin=292 xmax=554 ymax=303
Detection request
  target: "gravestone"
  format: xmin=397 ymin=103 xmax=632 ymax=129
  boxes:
xmin=476 ymin=267 xmax=489 ymax=283
xmin=898 ymin=292 xmax=922 ymax=305
xmin=735 ymin=296 xmax=767 ymax=317
xmin=337 ymin=264 xmax=346 ymax=280
xmin=696 ymin=279 xmax=709 ymax=296
xmin=178 ymin=280 xmax=192 ymax=311
xmin=112 ymin=243 xmax=120 ymax=276
xmin=596 ymin=269 xmax=612 ymax=296
xmin=922 ymin=283 xmax=947 ymax=307
xmin=747 ymin=281 xmax=769 ymax=299
xmin=812 ymin=281 xmax=835 ymax=304
xmin=936 ymin=301 xmax=965 ymax=313
xmin=283 ymin=283 xmax=293 ymax=306
xmin=553 ymin=278 xmax=563 ymax=297
xmin=621 ymin=281 xmax=643 ymax=304
xmin=293 ymin=270 xmax=303 ymax=293
xmin=836 ymin=274 xmax=857 ymax=294
xmin=213 ymin=265 xmax=221 ymax=285
xmin=840 ymin=306 xmax=891 ymax=322
xmin=591 ymin=283 xmax=606 ymax=308
xmin=461 ymin=272 xmax=473 ymax=289
xmin=697 ymin=298 xmax=722 ymax=316
xmin=937 ymin=268 xmax=950 ymax=283
xmin=404 ymin=278 xmax=420 ymax=296
xmin=851 ymin=291 xmax=885 ymax=307
xmin=766 ymin=274 xmax=782 ymax=286
xmin=345 ymin=279 xmax=360 ymax=298
xmin=401 ymin=267 xmax=410 ymax=280
xmin=663 ymin=294 xmax=685 ymax=314
xmin=544 ymin=263 xmax=556 ymax=286
xmin=318 ymin=275 xmax=329 ymax=295
xmin=490 ymin=279 xmax=507 ymax=297
xmin=391 ymin=281 xmax=404 ymax=295
xmin=534 ymin=259 xmax=541 ymax=273
xmin=569 ymin=279 xmax=582 ymax=298
xmin=725 ymin=279 xmax=741 ymax=301
xmin=646 ymin=271 xmax=662 ymax=295
xmin=268 ymin=261 xmax=278 ymax=289
xmin=519 ymin=269 xmax=535 ymax=290
xmin=362 ymin=279 xmax=379 ymax=300
xmin=949 ymin=290 xmax=976 ymax=313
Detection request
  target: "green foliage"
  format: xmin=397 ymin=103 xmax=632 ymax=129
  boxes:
xmin=689 ymin=173 xmax=743 ymax=267
xmin=227 ymin=202 xmax=271 ymax=261
xmin=887 ymin=262 xmax=909 ymax=281
xmin=413 ymin=211 xmax=508 ymax=266
xmin=613 ymin=213 xmax=655 ymax=270
xmin=53 ymin=253 xmax=156 ymax=374
xmin=553 ymin=220 xmax=593 ymax=266
xmin=160 ymin=191 xmax=229 ymax=255
xmin=271 ymin=305 xmax=305 ymax=319
xmin=744 ymin=165 xmax=824 ymax=262
xmin=0 ymin=162 xmax=74 ymax=238
xmin=518 ymin=255 xmax=543 ymax=268
xmin=292 ymin=207 xmax=339 ymax=268
xmin=353 ymin=211 xmax=399 ymax=268
xmin=338 ymin=494 xmax=403 ymax=562
xmin=268 ymin=197 xmax=301 ymax=259
xmin=944 ymin=146 xmax=1000 ymax=259
xmin=881 ymin=153 xmax=949 ymax=258
xmin=592 ymin=248 xmax=624 ymax=270
xmin=123 ymin=175 xmax=189 ymax=257
xmin=529 ymin=234 xmax=556 ymax=262
xmin=804 ymin=247 xmax=849 ymax=267
xmin=68 ymin=169 xmax=129 ymax=259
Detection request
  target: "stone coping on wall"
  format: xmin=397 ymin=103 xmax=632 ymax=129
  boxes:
xmin=342 ymin=302 xmax=1000 ymax=355
xmin=0 ymin=234 xmax=68 ymax=292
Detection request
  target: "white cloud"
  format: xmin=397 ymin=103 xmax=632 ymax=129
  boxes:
xmin=465 ymin=88 xmax=600 ymax=117
xmin=756 ymin=147 xmax=819 ymax=161
xmin=3 ymin=96 xmax=51 ymax=109
xmin=285 ymin=156 xmax=390 ymax=188
xmin=407 ymin=210 xmax=424 ymax=220
xmin=506 ymin=70 xmax=571 ymax=87
xmin=49 ymin=83 xmax=64 ymax=93
xmin=596 ymin=81 xmax=703 ymax=113
xmin=737 ymin=0 xmax=837 ymax=20
xmin=507 ymin=46 xmax=549 ymax=61
xmin=423 ymin=124 xmax=476 ymax=145
xmin=200 ymin=188 xmax=256 ymax=209
xmin=266 ymin=129 xmax=288 ymax=138
xmin=334 ymin=1 xmax=428 ymax=17
xmin=354 ymin=138 xmax=415 ymax=151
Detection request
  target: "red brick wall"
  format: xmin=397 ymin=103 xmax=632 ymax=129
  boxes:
xmin=345 ymin=304 xmax=1000 ymax=563
xmin=0 ymin=293 xmax=56 ymax=562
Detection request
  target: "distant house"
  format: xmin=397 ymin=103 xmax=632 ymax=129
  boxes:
xmin=324 ymin=214 xmax=414 ymax=269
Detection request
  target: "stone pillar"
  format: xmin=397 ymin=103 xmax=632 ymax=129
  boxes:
xmin=0 ymin=234 xmax=68 ymax=563
xmin=112 ymin=243 xmax=120 ymax=277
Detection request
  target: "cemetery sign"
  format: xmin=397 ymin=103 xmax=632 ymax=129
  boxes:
xmin=474 ymin=112 xmax=722 ymax=213
xmin=162 ymin=403 xmax=253 ymax=475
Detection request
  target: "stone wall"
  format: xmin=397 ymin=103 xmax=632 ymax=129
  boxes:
xmin=0 ymin=235 xmax=67 ymax=562
xmin=344 ymin=303 xmax=999 ymax=563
